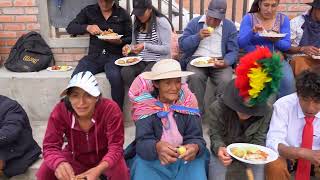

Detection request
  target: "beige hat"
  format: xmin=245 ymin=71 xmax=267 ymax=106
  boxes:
xmin=141 ymin=59 xmax=194 ymax=80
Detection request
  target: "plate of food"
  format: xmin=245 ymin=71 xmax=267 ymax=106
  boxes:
xmin=97 ymin=29 xmax=123 ymax=40
xmin=190 ymin=57 xmax=219 ymax=67
xmin=47 ymin=65 xmax=72 ymax=72
xmin=115 ymin=56 xmax=142 ymax=66
xmin=312 ymin=55 xmax=320 ymax=60
xmin=259 ymin=32 xmax=286 ymax=38
xmin=227 ymin=143 xmax=278 ymax=165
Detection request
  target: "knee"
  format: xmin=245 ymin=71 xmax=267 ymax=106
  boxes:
xmin=36 ymin=162 xmax=56 ymax=180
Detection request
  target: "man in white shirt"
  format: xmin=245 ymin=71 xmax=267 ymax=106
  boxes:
xmin=178 ymin=0 xmax=239 ymax=114
xmin=265 ymin=66 xmax=320 ymax=180
xmin=288 ymin=0 xmax=320 ymax=77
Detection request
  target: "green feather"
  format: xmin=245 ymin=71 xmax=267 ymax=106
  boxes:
xmin=249 ymin=53 xmax=283 ymax=106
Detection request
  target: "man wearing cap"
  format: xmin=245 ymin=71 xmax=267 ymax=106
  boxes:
xmin=66 ymin=0 xmax=132 ymax=110
xmin=179 ymin=0 xmax=239 ymax=115
xmin=289 ymin=0 xmax=320 ymax=77
xmin=0 ymin=95 xmax=41 ymax=178
xmin=37 ymin=71 xmax=129 ymax=180
xmin=265 ymin=66 xmax=320 ymax=180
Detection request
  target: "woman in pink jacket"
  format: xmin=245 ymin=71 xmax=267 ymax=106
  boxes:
xmin=36 ymin=71 xmax=129 ymax=180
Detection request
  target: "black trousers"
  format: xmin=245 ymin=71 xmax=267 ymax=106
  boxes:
xmin=72 ymin=53 xmax=124 ymax=110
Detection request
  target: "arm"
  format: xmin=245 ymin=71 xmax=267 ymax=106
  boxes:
xmin=274 ymin=15 xmax=291 ymax=52
xmin=266 ymin=103 xmax=290 ymax=154
xmin=144 ymin=18 xmax=171 ymax=55
xmin=223 ymin=22 xmax=239 ymax=65
xmin=250 ymin=108 xmax=273 ymax=146
xmin=238 ymin=14 xmax=256 ymax=50
xmin=101 ymin=104 xmax=125 ymax=169
xmin=66 ymin=8 xmax=89 ymax=35
xmin=178 ymin=18 xmax=202 ymax=52
xmin=206 ymin=101 xmax=226 ymax=155
xmin=0 ymin=101 xmax=25 ymax=147
xmin=182 ymin=114 xmax=206 ymax=157
xmin=43 ymin=105 xmax=68 ymax=170
xmin=135 ymin=115 xmax=159 ymax=160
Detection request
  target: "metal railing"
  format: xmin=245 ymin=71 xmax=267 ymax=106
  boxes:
xmin=54 ymin=0 xmax=249 ymax=37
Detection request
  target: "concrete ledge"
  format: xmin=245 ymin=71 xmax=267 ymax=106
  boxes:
xmin=0 ymin=67 xmax=115 ymax=123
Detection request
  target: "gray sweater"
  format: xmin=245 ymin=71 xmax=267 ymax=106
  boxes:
xmin=132 ymin=17 xmax=172 ymax=59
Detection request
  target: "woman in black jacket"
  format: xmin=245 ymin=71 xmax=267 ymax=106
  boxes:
xmin=0 ymin=95 xmax=41 ymax=178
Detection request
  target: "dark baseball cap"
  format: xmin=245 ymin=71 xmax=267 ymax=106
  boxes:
xmin=132 ymin=0 xmax=152 ymax=16
xmin=207 ymin=0 xmax=227 ymax=19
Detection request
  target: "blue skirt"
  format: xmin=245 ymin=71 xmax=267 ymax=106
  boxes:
xmin=129 ymin=151 xmax=209 ymax=180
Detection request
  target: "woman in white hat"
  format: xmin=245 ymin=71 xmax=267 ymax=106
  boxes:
xmin=126 ymin=59 xmax=209 ymax=180
xmin=36 ymin=71 xmax=129 ymax=180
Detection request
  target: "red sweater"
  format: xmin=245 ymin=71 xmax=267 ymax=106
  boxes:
xmin=42 ymin=98 xmax=124 ymax=170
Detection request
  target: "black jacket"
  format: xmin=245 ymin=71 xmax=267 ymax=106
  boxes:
xmin=66 ymin=3 xmax=132 ymax=55
xmin=0 ymin=95 xmax=41 ymax=177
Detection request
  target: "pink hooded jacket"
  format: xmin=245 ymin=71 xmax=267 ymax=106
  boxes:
xmin=42 ymin=98 xmax=124 ymax=170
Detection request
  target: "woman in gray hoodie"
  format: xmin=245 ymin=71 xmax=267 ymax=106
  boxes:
xmin=121 ymin=0 xmax=173 ymax=87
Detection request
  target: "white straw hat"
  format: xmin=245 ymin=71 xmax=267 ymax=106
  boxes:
xmin=60 ymin=71 xmax=101 ymax=97
xmin=141 ymin=59 xmax=194 ymax=80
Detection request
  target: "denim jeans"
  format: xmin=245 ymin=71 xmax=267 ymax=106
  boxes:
xmin=277 ymin=60 xmax=296 ymax=99
xmin=72 ymin=53 xmax=124 ymax=110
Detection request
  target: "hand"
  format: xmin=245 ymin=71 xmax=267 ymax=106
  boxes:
xmin=55 ymin=162 xmax=75 ymax=180
xmin=179 ymin=144 xmax=199 ymax=162
xmin=86 ymin=25 xmax=102 ymax=36
xmin=122 ymin=44 xmax=131 ymax=56
xmin=156 ymin=141 xmax=179 ymax=165
xmin=265 ymin=37 xmax=282 ymax=43
xmin=301 ymin=149 xmax=320 ymax=166
xmin=102 ymin=38 xmax=122 ymax=45
xmin=199 ymin=29 xmax=211 ymax=40
xmin=214 ymin=59 xmax=228 ymax=68
xmin=300 ymin=46 xmax=319 ymax=56
xmin=131 ymin=43 xmax=144 ymax=54
xmin=217 ymin=147 xmax=232 ymax=167
xmin=75 ymin=166 xmax=103 ymax=180
xmin=253 ymin=24 xmax=264 ymax=33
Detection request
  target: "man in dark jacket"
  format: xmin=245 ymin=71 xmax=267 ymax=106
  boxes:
xmin=67 ymin=0 xmax=132 ymax=110
xmin=0 ymin=95 xmax=41 ymax=178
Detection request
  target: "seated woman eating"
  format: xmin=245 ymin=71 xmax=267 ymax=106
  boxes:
xmin=126 ymin=59 xmax=208 ymax=180
xmin=36 ymin=71 xmax=129 ymax=180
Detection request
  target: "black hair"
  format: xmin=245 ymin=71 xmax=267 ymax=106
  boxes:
xmin=134 ymin=6 xmax=174 ymax=38
xmin=248 ymin=0 xmax=280 ymax=13
xmin=296 ymin=66 xmax=320 ymax=102
xmin=151 ymin=80 xmax=160 ymax=98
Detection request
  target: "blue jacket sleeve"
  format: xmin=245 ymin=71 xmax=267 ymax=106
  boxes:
xmin=223 ymin=21 xmax=239 ymax=65
xmin=178 ymin=18 xmax=202 ymax=53
xmin=238 ymin=14 xmax=255 ymax=50
xmin=274 ymin=15 xmax=291 ymax=52
xmin=183 ymin=115 xmax=206 ymax=157
xmin=135 ymin=116 xmax=158 ymax=160
xmin=0 ymin=101 xmax=25 ymax=147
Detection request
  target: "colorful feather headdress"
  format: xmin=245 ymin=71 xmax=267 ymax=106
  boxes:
xmin=235 ymin=46 xmax=283 ymax=106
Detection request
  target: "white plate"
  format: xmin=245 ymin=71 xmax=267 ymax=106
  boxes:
xmin=47 ymin=66 xmax=73 ymax=72
xmin=190 ymin=57 xmax=217 ymax=67
xmin=227 ymin=143 xmax=278 ymax=165
xmin=312 ymin=55 xmax=320 ymax=60
xmin=115 ymin=56 xmax=143 ymax=66
xmin=259 ymin=33 xmax=286 ymax=38
xmin=97 ymin=35 xmax=123 ymax=40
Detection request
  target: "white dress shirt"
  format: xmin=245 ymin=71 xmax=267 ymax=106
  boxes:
xmin=266 ymin=93 xmax=320 ymax=154
xmin=193 ymin=15 xmax=223 ymax=58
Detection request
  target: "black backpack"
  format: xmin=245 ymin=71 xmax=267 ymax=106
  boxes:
xmin=4 ymin=31 xmax=54 ymax=72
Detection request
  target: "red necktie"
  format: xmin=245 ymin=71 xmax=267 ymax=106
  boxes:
xmin=295 ymin=116 xmax=315 ymax=180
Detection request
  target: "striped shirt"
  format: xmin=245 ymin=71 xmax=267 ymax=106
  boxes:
xmin=136 ymin=25 xmax=161 ymax=62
